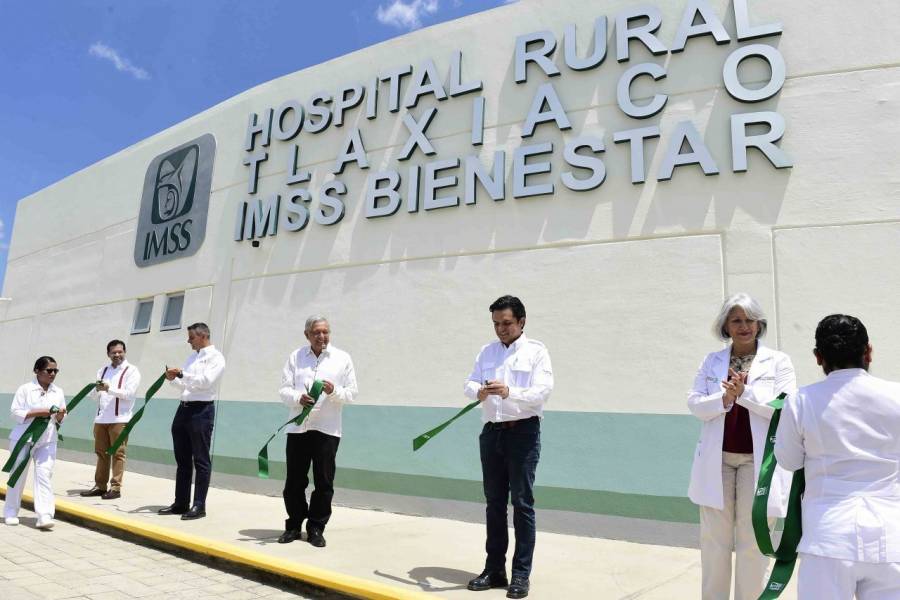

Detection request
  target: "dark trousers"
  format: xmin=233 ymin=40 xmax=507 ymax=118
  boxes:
xmin=479 ymin=416 xmax=541 ymax=579
xmin=283 ymin=430 xmax=340 ymax=533
xmin=171 ymin=402 xmax=214 ymax=508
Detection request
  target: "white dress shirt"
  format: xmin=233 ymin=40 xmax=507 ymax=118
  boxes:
xmin=464 ymin=334 xmax=553 ymax=423
xmin=279 ymin=344 xmax=358 ymax=437
xmin=167 ymin=345 xmax=226 ymax=402
xmin=9 ymin=381 xmax=66 ymax=445
xmin=775 ymin=368 xmax=900 ymax=563
xmin=91 ymin=360 xmax=141 ymax=424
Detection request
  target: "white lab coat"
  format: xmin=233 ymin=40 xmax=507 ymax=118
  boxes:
xmin=687 ymin=344 xmax=796 ymax=517
xmin=774 ymin=368 xmax=900 ymax=563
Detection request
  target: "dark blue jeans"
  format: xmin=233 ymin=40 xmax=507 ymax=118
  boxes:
xmin=479 ymin=416 xmax=541 ymax=579
xmin=171 ymin=401 xmax=214 ymax=508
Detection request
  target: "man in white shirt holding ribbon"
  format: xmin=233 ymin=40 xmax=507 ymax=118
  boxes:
xmin=464 ymin=295 xmax=553 ymax=600
xmin=80 ymin=339 xmax=141 ymax=500
xmin=159 ymin=322 xmax=226 ymax=521
xmin=775 ymin=314 xmax=900 ymax=599
xmin=277 ymin=315 xmax=357 ymax=548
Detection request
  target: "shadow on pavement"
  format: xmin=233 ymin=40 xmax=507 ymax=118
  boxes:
xmin=373 ymin=566 xmax=472 ymax=591
xmin=238 ymin=528 xmax=282 ymax=544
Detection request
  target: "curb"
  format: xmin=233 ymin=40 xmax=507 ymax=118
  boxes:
xmin=0 ymin=485 xmax=429 ymax=600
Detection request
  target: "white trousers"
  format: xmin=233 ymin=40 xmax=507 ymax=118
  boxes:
xmin=3 ymin=439 xmax=56 ymax=520
xmin=799 ymin=554 xmax=900 ymax=600
xmin=699 ymin=452 xmax=771 ymax=600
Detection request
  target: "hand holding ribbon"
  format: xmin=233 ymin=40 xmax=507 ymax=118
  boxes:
xmin=752 ymin=392 xmax=805 ymax=599
xmin=257 ymin=380 xmax=325 ymax=478
xmin=2 ymin=406 xmax=61 ymax=487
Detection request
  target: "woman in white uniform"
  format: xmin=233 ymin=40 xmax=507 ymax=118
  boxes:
xmin=687 ymin=294 xmax=796 ymax=600
xmin=4 ymin=356 xmax=66 ymax=529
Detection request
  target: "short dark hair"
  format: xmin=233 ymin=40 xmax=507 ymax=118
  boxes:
xmin=187 ymin=322 xmax=211 ymax=338
xmin=107 ymin=339 xmax=126 ymax=353
xmin=489 ymin=295 xmax=526 ymax=321
xmin=815 ymin=314 xmax=869 ymax=370
xmin=33 ymin=356 xmax=57 ymax=371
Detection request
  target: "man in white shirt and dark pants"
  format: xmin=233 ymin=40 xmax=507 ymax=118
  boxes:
xmin=80 ymin=339 xmax=141 ymax=500
xmin=277 ymin=315 xmax=357 ymax=548
xmin=464 ymin=295 xmax=553 ymax=600
xmin=159 ymin=322 xmax=226 ymax=521
xmin=775 ymin=314 xmax=900 ymax=599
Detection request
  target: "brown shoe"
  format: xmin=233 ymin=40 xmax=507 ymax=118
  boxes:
xmin=80 ymin=487 xmax=105 ymax=497
xmin=101 ymin=490 xmax=121 ymax=500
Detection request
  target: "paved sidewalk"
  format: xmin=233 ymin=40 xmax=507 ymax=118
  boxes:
xmin=0 ymin=512 xmax=323 ymax=600
xmin=0 ymin=451 xmax=798 ymax=599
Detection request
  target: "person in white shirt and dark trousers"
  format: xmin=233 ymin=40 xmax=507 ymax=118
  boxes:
xmin=5 ymin=356 xmax=67 ymax=529
xmin=687 ymin=293 xmax=797 ymax=600
xmin=80 ymin=339 xmax=141 ymax=500
xmin=277 ymin=315 xmax=358 ymax=548
xmin=775 ymin=314 xmax=900 ymax=599
xmin=159 ymin=322 xmax=226 ymax=520
xmin=464 ymin=295 xmax=553 ymax=600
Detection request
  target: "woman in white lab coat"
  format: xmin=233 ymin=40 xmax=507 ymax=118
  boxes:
xmin=4 ymin=356 xmax=66 ymax=529
xmin=687 ymin=294 xmax=796 ymax=600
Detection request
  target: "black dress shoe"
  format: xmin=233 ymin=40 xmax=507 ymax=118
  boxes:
xmin=80 ymin=487 xmax=106 ymax=497
xmin=158 ymin=504 xmax=189 ymax=515
xmin=277 ymin=529 xmax=301 ymax=544
xmin=467 ymin=570 xmax=508 ymax=591
xmin=101 ymin=490 xmax=121 ymax=500
xmin=506 ymin=576 xmax=529 ymax=599
xmin=181 ymin=506 xmax=206 ymax=520
xmin=306 ymin=530 xmax=326 ymax=547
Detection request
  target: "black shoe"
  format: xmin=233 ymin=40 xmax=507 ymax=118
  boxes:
xmin=80 ymin=487 xmax=106 ymax=497
xmin=467 ymin=570 xmax=508 ymax=591
xmin=158 ymin=503 xmax=189 ymax=515
xmin=181 ymin=506 xmax=206 ymax=520
xmin=277 ymin=529 xmax=301 ymax=544
xmin=307 ymin=530 xmax=326 ymax=547
xmin=506 ymin=576 xmax=529 ymax=599
xmin=101 ymin=490 xmax=121 ymax=500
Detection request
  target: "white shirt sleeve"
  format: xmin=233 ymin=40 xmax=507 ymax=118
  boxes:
xmin=327 ymin=355 xmax=358 ymax=405
xmin=181 ymin=353 xmax=226 ymax=391
xmin=10 ymin=385 xmax=29 ymax=424
xmin=464 ymin=349 xmax=484 ymax=401
xmin=279 ymin=353 xmax=301 ymax=407
xmin=774 ymin=394 xmax=805 ymax=472
xmin=688 ymin=354 xmax=729 ymax=421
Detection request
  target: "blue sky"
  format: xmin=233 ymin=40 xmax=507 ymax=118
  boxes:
xmin=0 ymin=0 xmax=511 ymax=291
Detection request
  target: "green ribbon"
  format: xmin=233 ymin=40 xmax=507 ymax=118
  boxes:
xmin=106 ymin=373 xmax=167 ymax=456
xmin=257 ymin=380 xmax=325 ymax=479
xmin=752 ymin=392 xmax=806 ymax=599
xmin=412 ymin=399 xmax=481 ymax=451
xmin=55 ymin=382 xmax=101 ymax=443
xmin=2 ymin=406 xmax=60 ymax=488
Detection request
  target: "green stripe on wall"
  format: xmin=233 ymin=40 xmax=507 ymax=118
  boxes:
xmin=0 ymin=394 xmax=701 ymax=523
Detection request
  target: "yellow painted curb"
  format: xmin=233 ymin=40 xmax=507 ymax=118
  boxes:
xmin=0 ymin=485 xmax=430 ymax=600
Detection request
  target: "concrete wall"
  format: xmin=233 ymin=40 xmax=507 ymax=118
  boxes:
xmin=2 ymin=0 xmax=899 ymax=523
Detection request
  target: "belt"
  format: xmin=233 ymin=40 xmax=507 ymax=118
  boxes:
xmin=180 ymin=400 xmax=214 ymax=407
xmin=485 ymin=416 xmax=538 ymax=430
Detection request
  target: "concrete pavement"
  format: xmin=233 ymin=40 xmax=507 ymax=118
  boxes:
xmin=0 ymin=450 xmax=798 ymax=599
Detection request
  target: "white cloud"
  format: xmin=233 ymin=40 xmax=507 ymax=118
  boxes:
xmin=89 ymin=42 xmax=150 ymax=80
xmin=376 ymin=0 xmax=439 ymax=30
xmin=0 ymin=218 xmax=7 ymax=251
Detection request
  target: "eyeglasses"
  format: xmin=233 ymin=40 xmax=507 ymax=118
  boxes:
xmin=41 ymin=368 xmax=60 ymax=374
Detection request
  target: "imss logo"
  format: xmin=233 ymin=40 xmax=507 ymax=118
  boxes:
xmin=134 ymin=134 xmax=216 ymax=267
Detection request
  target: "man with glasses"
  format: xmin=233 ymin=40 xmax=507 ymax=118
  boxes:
xmin=80 ymin=340 xmax=141 ymax=500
